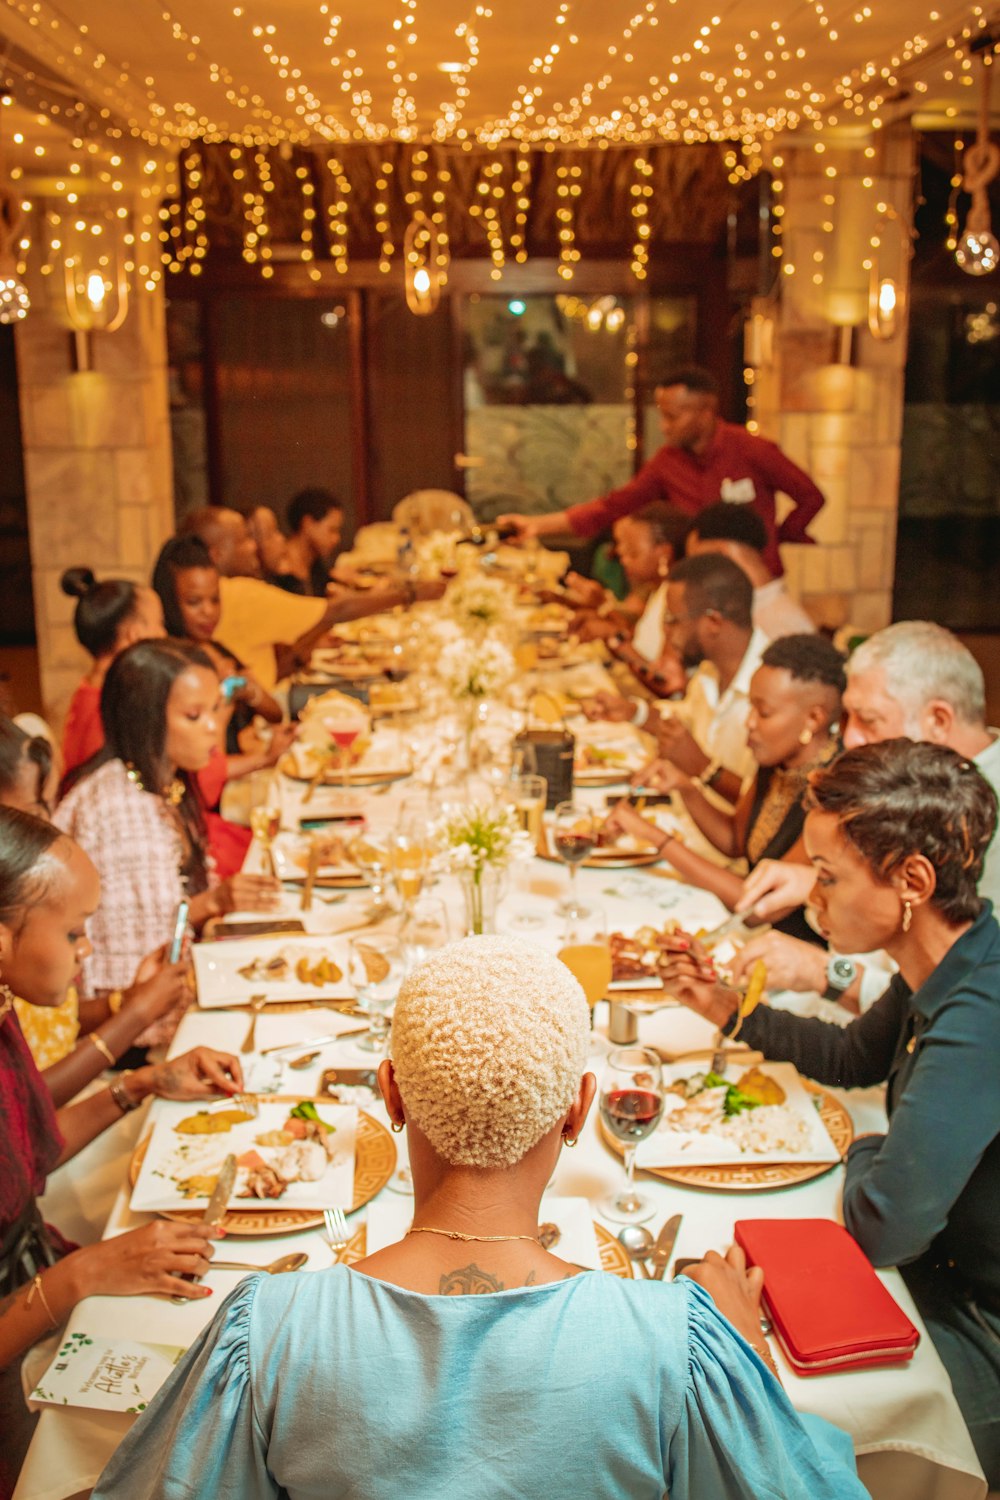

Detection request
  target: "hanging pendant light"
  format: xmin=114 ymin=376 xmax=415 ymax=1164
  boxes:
xmin=403 ymin=210 xmax=449 ymax=315
xmin=956 ymin=54 xmax=1000 ymax=277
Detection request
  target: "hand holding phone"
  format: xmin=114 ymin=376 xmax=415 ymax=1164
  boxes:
xmin=168 ymin=900 xmax=190 ymax=963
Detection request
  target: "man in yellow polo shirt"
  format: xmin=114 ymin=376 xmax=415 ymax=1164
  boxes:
xmin=180 ymin=507 xmax=444 ymax=688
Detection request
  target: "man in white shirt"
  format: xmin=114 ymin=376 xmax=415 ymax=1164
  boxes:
xmin=686 ymin=501 xmax=815 ymax=641
xmin=588 ymin=553 xmax=768 ymax=808
xmin=731 ymin=620 xmax=1000 ymax=1010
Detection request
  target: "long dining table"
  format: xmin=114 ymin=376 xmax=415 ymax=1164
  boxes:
xmin=15 ymin=720 xmax=989 ymax=1500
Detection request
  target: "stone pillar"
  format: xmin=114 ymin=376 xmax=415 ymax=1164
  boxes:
xmin=752 ymin=124 xmax=915 ymax=634
xmin=14 ymin=284 xmax=174 ymax=728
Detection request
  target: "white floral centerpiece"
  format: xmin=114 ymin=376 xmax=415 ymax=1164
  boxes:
xmin=433 ymin=801 xmax=533 ymax=934
xmin=435 ymin=627 xmax=516 ymax=702
xmin=442 ymin=573 xmax=514 ymax=637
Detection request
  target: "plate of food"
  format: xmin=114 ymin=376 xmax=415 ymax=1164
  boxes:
xmin=273 ymin=830 xmax=368 ymax=888
xmin=573 ymin=744 xmax=638 ymax=786
xmin=600 ymin=1062 xmax=852 ymax=1190
xmin=129 ymin=1103 xmax=396 ymax=1234
xmin=280 ymin=749 xmax=411 ymax=788
xmin=130 ymin=1097 xmax=357 ymax=1214
xmin=193 ymin=935 xmax=354 ymax=1009
xmin=607 ymin=922 xmax=684 ymax=993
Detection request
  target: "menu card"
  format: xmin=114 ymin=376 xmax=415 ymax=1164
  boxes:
xmin=31 ymin=1330 xmax=187 ymax=1413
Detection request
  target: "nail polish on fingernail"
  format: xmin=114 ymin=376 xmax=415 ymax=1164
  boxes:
xmin=202 ymin=1286 xmax=214 ymax=1295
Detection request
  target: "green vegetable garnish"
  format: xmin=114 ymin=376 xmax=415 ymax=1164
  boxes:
xmin=702 ymin=1072 xmax=759 ymax=1117
xmin=289 ymin=1101 xmax=335 ymax=1132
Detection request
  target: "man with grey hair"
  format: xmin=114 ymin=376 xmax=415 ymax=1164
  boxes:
xmin=729 ymin=620 xmax=1000 ymax=1011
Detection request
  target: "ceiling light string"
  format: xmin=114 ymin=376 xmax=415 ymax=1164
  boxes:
xmin=0 ymin=86 xmax=30 ymax=321
xmin=325 ymin=155 xmax=351 ymax=273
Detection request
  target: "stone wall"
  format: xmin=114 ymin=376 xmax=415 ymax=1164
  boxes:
xmin=14 ymin=285 xmax=174 ymax=729
xmin=754 ymin=125 xmax=914 ymax=634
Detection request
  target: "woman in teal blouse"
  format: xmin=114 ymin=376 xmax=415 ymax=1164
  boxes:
xmin=93 ymin=936 xmax=865 ymax=1500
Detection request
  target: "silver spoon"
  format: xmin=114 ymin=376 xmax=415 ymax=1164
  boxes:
xmin=287 ymin=1050 xmax=321 ymax=1070
xmin=209 ymin=1252 xmax=309 ymax=1275
xmin=617 ymin=1224 xmax=655 ymax=1279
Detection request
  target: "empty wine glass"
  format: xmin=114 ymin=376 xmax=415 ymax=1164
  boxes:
xmin=400 ymin=897 xmax=450 ymax=966
xmin=553 ymin=800 xmax=595 ymax=917
xmin=349 ymin=831 xmax=391 ymax=918
xmin=348 ymin=936 xmax=406 ymax=1053
xmin=510 ymin=741 xmax=538 ymax=780
xmin=598 ymin=1046 xmax=665 ymax=1224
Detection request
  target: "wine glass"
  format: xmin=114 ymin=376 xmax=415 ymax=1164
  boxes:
xmin=349 ymin=831 xmax=392 ymax=918
xmin=598 ymin=1046 xmax=665 ymax=1224
xmin=389 ymin=831 xmax=427 ymax=912
xmin=558 ymin=906 xmax=612 ymax=1031
xmin=248 ymin=773 xmax=281 ymax=878
xmin=348 ymin=935 xmax=406 ymax=1053
xmin=400 ymin=896 xmax=450 ymax=966
xmin=553 ymin=800 xmax=595 ymax=917
xmin=510 ymin=741 xmax=538 ymax=780
xmin=325 ymin=715 xmax=363 ymax=792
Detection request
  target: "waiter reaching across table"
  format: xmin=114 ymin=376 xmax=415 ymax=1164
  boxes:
xmin=499 ymin=365 xmax=824 ymax=576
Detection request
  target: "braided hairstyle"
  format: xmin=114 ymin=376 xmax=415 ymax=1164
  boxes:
xmin=808 ymin=739 xmax=997 ymax=924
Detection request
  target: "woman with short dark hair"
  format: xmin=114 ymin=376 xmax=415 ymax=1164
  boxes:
xmin=662 ymin=738 xmax=1000 ymax=1484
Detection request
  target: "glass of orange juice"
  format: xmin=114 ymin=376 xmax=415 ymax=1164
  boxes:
xmin=558 ymin=906 xmax=613 ymax=1030
xmin=389 ymin=831 xmax=427 ymax=910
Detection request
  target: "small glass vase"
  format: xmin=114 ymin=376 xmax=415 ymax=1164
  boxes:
xmin=460 ymin=864 xmax=505 ymax=936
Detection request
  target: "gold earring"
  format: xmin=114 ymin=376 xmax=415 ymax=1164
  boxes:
xmin=390 ymin=1119 xmax=405 ymax=1134
xmin=902 ymin=899 xmax=912 ymax=934
xmin=0 ymin=979 xmax=14 ymax=1022
xmin=562 ymin=1132 xmax=578 ymax=1148
xmin=799 ymin=727 xmax=813 ymax=746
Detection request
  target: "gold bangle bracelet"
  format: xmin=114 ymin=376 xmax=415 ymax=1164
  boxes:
xmin=26 ymin=1272 xmax=57 ymax=1329
xmin=88 ymin=1031 xmax=116 ymax=1066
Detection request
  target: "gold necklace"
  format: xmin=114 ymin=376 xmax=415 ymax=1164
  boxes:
xmin=124 ymin=762 xmax=185 ymax=806
xmin=406 ymin=1226 xmax=540 ymax=1244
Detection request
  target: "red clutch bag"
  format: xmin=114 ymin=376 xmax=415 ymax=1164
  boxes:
xmin=734 ymin=1218 xmax=921 ymax=1376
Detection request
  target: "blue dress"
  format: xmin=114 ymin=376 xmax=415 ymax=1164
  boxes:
xmin=93 ymin=1269 xmax=865 ymax=1499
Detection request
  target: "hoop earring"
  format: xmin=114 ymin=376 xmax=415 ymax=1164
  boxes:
xmin=390 ymin=1119 xmax=405 ymax=1134
xmin=798 ymin=727 xmax=813 ymax=746
xmin=902 ymin=900 xmax=912 ymax=934
xmin=562 ymin=1133 xmax=578 ymax=1148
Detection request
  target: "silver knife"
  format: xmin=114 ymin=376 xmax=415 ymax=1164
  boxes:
xmin=171 ymin=1154 xmax=237 ymax=1302
xmin=650 ymin=1213 xmax=683 ymax=1280
xmin=699 ymin=910 xmax=771 ymax=951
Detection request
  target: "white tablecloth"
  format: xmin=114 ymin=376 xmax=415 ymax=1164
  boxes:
xmin=15 ymin=761 xmax=988 ymax=1500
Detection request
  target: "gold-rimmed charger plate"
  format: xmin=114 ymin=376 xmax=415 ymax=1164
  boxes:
xmin=539 ymin=848 xmax=662 ymax=870
xmin=331 ymin=1220 xmax=633 ymax=1278
xmin=599 ymin=1082 xmax=853 ymax=1191
xmin=280 ymin=754 xmax=411 ymax=788
xmin=129 ymin=1107 xmax=396 ymax=1235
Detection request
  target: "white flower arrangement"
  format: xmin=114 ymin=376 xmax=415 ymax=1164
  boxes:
xmin=433 ymin=802 xmax=534 ymax=876
xmin=415 ymin=531 xmax=461 ymax=576
xmin=436 ymin=631 xmax=516 ymax=701
xmin=443 ymin=573 xmax=513 ymax=634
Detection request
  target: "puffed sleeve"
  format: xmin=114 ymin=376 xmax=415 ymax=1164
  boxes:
xmin=92 ymin=1279 xmax=277 ymax=1500
xmin=667 ymin=1281 xmax=867 ymax=1500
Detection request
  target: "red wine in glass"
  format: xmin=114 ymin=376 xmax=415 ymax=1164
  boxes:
xmin=600 ymin=1087 xmax=664 ymax=1144
xmin=554 ymin=831 xmax=594 ymax=863
xmin=331 ymin=728 xmax=360 ymax=754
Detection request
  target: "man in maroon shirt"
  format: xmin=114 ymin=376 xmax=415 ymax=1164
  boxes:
xmin=499 ymin=366 xmax=824 ymax=576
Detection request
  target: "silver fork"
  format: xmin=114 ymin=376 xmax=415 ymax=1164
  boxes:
xmin=232 ymin=1092 xmax=259 ymax=1118
xmin=323 ymin=1206 xmax=350 ymax=1261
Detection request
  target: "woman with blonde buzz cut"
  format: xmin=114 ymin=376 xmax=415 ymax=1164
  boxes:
xmin=94 ymin=937 xmax=866 ymax=1500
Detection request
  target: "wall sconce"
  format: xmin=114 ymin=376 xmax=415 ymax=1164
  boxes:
xmin=403 ymin=210 xmax=449 ymax=316
xmin=956 ymin=54 xmax=1000 ymax=277
xmin=867 ymin=204 xmax=912 ymax=340
xmin=64 ymin=250 xmax=129 ymax=370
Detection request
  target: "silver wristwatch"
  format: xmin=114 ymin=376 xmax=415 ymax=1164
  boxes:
xmin=822 ymin=955 xmax=857 ymax=1001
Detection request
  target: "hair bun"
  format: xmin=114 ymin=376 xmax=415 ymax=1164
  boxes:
xmin=60 ymin=566 xmax=97 ymax=599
